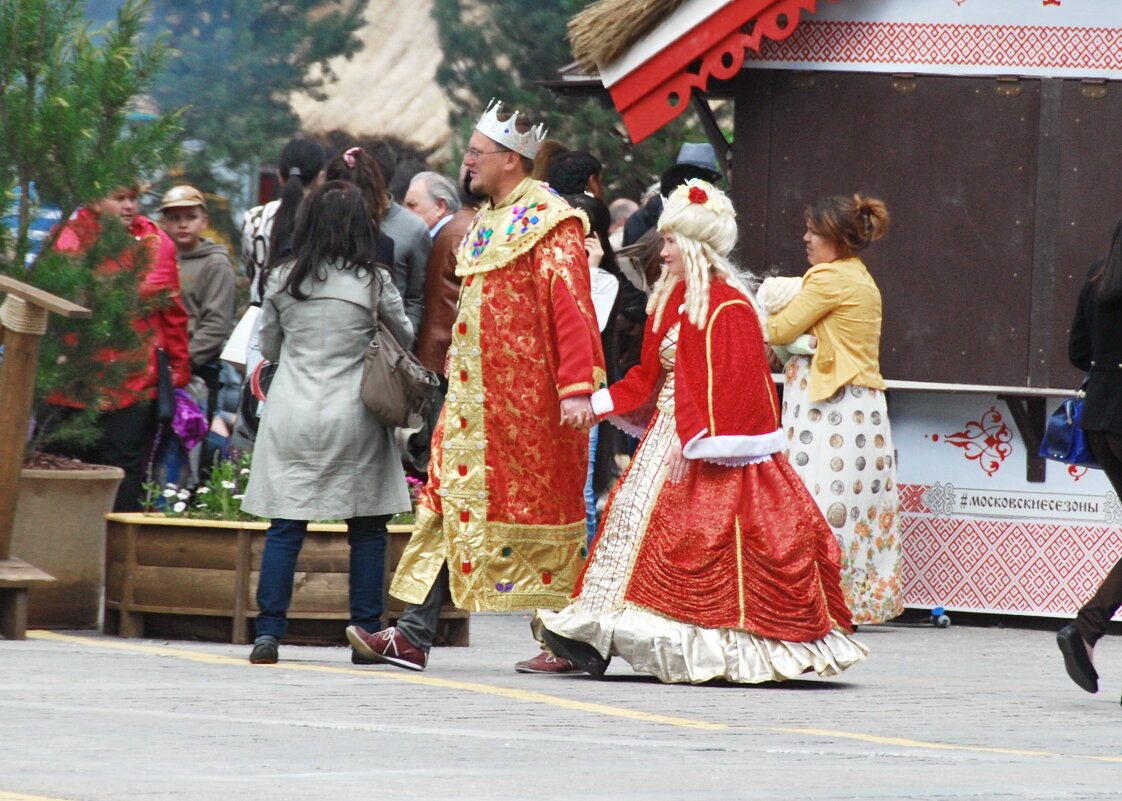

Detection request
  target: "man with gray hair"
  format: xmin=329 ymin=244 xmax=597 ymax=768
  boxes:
xmin=404 ymin=171 xmax=462 ymax=237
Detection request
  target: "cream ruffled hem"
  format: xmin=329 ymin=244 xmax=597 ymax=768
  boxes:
xmin=537 ymin=605 xmax=869 ymax=685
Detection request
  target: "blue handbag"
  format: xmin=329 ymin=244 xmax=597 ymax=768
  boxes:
xmin=1039 ymin=386 xmax=1099 ymax=469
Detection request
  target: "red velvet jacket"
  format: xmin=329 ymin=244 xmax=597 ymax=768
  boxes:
xmin=593 ymin=280 xmax=783 ymax=462
xmin=49 ymin=209 xmax=191 ymax=410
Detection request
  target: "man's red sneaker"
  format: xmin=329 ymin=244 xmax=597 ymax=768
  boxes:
xmin=346 ymin=626 xmax=427 ymax=671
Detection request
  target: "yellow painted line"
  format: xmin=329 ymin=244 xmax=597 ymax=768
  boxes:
xmin=28 ymin=631 xmax=725 ymax=730
xmin=776 ymin=727 xmax=1122 ymax=764
xmin=0 ymin=792 xmax=75 ymax=801
xmin=26 ymin=631 xmax=1122 ymax=764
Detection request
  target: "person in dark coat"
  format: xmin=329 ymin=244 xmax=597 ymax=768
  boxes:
xmin=1057 ymin=219 xmax=1122 ymax=696
xmin=622 ymin=143 xmax=722 ymax=247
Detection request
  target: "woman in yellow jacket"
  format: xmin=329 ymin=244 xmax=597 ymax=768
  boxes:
xmin=763 ymin=194 xmax=901 ymax=624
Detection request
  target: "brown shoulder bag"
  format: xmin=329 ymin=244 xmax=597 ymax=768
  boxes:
xmin=360 ymin=269 xmax=440 ymax=429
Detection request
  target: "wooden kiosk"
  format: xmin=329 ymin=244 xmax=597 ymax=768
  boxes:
xmin=569 ymin=0 xmax=1122 ymax=619
xmin=0 ymin=275 xmax=90 ymax=638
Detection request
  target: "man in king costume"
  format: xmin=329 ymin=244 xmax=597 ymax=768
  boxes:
xmin=348 ymin=100 xmax=606 ymax=673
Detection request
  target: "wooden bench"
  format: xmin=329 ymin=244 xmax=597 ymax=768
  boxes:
xmin=0 ymin=557 xmax=55 ymax=639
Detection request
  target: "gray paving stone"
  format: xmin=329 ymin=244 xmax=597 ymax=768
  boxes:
xmin=0 ymin=612 xmax=1119 ymax=800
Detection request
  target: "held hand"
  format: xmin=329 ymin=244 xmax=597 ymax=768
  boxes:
xmin=665 ymin=441 xmax=689 ymax=483
xmin=560 ymin=395 xmax=596 ymax=430
xmin=584 ymin=236 xmax=604 ymax=270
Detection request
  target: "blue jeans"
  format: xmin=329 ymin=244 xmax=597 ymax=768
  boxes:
xmin=583 ymin=426 xmax=599 ymax=546
xmin=254 ymin=515 xmax=390 ymax=639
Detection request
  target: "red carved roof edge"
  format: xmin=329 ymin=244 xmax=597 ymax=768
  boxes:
xmin=608 ymin=0 xmax=829 ymax=142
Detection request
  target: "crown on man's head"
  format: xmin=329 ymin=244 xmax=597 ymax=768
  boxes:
xmin=474 ymin=99 xmax=547 ymax=160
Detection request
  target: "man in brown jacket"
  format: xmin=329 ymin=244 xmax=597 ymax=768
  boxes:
xmin=406 ymin=168 xmax=484 ymax=472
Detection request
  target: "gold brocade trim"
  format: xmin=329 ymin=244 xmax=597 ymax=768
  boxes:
xmin=734 ymin=516 xmax=746 ymax=629
xmin=441 ymin=271 xmax=489 ymax=581
xmin=446 ymin=520 xmax=587 ymax=612
xmin=559 ymin=381 xmax=597 ymax=397
xmin=705 ymin=300 xmax=753 ymax=434
xmin=455 ymin=178 xmax=587 ymax=278
xmin=389 ymin=505 xmax=446 ymax=605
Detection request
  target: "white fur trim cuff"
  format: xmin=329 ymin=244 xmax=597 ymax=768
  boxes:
xmin=591 ymin=388 xmax=614 ymax=416
xmin=682 ymin=428 xmax=785 ymax=462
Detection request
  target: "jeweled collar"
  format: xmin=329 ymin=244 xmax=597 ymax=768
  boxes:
xmin=455 ymin=177 xmax=587 ymax=277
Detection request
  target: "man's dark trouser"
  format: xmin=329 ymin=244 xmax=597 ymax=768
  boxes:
xmin=394 ymin=564 xmax=450 ymax=653
xmin=44 ymin=401 xmax=155 ymax=513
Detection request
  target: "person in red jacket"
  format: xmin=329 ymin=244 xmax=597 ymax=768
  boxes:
xmin=46 ymin=184 xmax=191 ymax=511
xmin=537 ymin=180 xmax=868 ymax=684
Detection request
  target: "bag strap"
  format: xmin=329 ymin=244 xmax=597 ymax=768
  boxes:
xmin=368 ymin=264 xmax=383 ymax=330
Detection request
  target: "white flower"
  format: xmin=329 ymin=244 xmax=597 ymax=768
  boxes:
xmin=177 ymin=488 xmax=191 ymax=500
xmin=222 ymin=480 xmax=236 ymax=490
xmin=240 ymin=468 xmax=250 ymax=476
xmin=173 ymin=501 xmax=186 ymax=513
xmin=162 ymin=488 xmax=177 ymax=498
xmin=197 ymin=487 xmax=210 ymax=495
xmin=232 ymin=494 xmax=244 ymax=500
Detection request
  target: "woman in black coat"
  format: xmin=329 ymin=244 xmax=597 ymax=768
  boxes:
xmin=1057 ymin=219 xmax=1122 ymax=697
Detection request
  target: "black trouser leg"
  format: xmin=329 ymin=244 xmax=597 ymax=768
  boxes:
xmin=97 ymin=402 xmax=157 ymax=512
xmin=1074 ymin=430 xmax=1122 ymax=645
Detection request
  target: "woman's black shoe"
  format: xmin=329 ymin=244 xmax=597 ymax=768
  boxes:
xmin=1056 ymin=623 xmax=1098 ymax=693
xmin=249 ymin=635 xmax=279 ymax=664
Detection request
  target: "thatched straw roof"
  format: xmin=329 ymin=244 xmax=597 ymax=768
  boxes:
xmin=569 ymin=0 xmax=690 ymax=72
xmin=291 ymin=0 xmax=453 ymax=159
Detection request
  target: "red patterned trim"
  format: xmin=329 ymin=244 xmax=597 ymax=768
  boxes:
xmin=899 ymin=482 xmax=1122 ymax=617
xmin=608 ymin=0 xmax=829 ymax=142
xmin=746 ymin=20 xmax=1122 ymax=71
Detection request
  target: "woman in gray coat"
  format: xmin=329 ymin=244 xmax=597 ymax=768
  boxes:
xmin=242 ymin=181 xmax=413 ymax=664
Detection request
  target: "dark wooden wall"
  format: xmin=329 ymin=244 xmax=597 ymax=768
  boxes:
xmin=730 ymin=69 xmax=1122 ymax=389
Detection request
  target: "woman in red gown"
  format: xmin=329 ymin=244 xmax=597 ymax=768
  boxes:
xmin=539 ymin=181 xmax=867 ymax=683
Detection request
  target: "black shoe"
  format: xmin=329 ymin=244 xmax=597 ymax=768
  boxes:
xmin=1056 ymin=623 xmax=1098 ymax=693
xmin=249 ymin=635 xmax=279 ymax=664
xmin=351 ymin=649 xmax=377 ymax=665
xmin=541 ymin=628 xmax=610 ymax=678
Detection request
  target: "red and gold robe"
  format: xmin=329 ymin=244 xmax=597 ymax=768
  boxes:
xmin=391 ymin=178 xmax=606 ymax=612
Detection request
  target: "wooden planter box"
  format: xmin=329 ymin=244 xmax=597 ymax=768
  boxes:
xmin=103 ymin=513 xmax=468 ymax=646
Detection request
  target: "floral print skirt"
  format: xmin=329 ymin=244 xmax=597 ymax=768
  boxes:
xmin=782 ymin=356 xmax=903 ymax=624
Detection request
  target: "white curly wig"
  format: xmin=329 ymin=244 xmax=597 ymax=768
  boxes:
xmin=648 ymin=179 xmax=756 ymax=330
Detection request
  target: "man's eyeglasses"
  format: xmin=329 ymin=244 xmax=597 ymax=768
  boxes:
xmin=464 ymin=146 xmax=508 ymax=160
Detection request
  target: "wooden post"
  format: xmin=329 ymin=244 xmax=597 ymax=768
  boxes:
xmin=0 ymin=275 xmax=90 ymax=638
